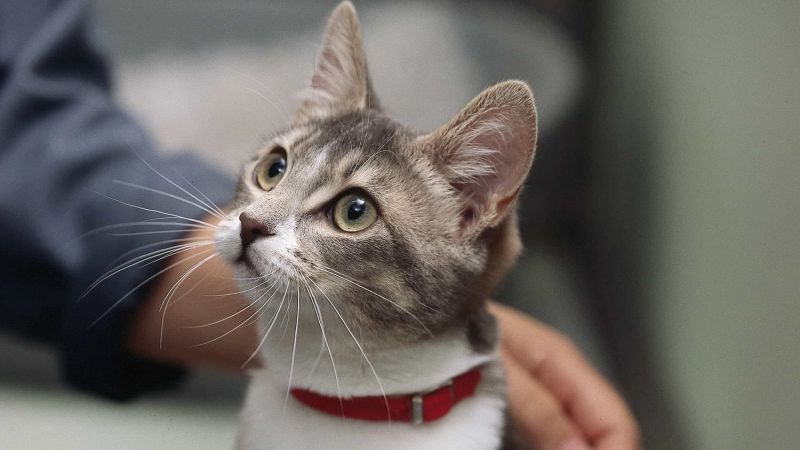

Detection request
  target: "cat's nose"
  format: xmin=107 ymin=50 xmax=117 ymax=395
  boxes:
xmin=239 ymin=212 xmax=274 ymax=246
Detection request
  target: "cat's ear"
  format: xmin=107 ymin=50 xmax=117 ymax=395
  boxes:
xmin=419 ymin=81 xmax=537 ymax=235
xmin=295 ymin=1 xmax=379 ymax=121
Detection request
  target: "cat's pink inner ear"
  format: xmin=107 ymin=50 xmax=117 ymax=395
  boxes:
xmin=426 ymin=81 xmax=537 ymax=231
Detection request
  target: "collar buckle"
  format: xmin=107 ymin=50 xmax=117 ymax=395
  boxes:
xmin=410 ymin=379 xmax=455 ymax=426
xmin=411 ymin=394 xmax=424 ymax=425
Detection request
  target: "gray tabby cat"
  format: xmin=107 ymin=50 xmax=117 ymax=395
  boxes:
xmin=213 ymin=2 xmax=537 ymax=449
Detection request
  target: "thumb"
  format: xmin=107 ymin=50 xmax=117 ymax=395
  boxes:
xmin=502 ymin=348 xmax=591 ymax=450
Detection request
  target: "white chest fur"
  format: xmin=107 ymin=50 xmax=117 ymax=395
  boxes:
xmin=237 ymin=363 xmax=506 ymax=450
xmin=235 ymin=323 xmax=507 ymax=450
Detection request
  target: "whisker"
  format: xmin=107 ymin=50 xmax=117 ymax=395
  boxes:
xmin=328 ymin=264 xmax=441 ymax=316
xmin=185 ymin=279 xmax=278 ymax=329
xmin=317 ymin=266 xmax=404 ymax=310
xmin=87 ymin=188 xmax=218 ymax=229
xmin=105 ymin=237 xmax=207 ymax=270
xmin=190 ymin=280 xmax=282 ymax=346
xmin=284 ymin=282 xmax=301 ymax=412
xmin=203 ymin=271 xmax=275 ymax=297
xmin=81 ymin=241 xmax=215 ymax=299
xmin=177 ymin=174 xmax=228 ymax=218
xmin=241 ymin=280 xmax=291 ymax=369
xmin=89 ymin=248 xmax=216 ymax=327
xmin=306 ymin=332 xmax=328 ymax=383
xmin=159 ymin=253 xmax=219 ymax=347
xmin=308 ymin=277 xmax=387 ymax=422
xmin=317 ymin=265 xmax=433 ymax=335
xmin=239 ymin=282 xmax=287 ymax=329
xmin=125 ymin=143 xmax=228 ymax=221
xmin=279 ymin=288 xmax=294 ymax=344
xmin=67 ymin=219 xmax=215 ymax=247
xmin=228 ymin=274 xmax=271 ymax=281
xmin=113 ymin=180 xmax=224 ymax=220
xmin=167 ymin=271 xmax=213 ymax=308
xmin=109 ymin=228 xmax=209 ymax=237
xmin=303 ymin=276 xmax=343 ymax=415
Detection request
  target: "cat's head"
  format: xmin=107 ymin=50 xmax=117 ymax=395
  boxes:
xmin=216 ymin=1 xmax=537 ymax=347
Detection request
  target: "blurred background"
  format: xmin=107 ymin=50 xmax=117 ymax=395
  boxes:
xmin=1 ymin=0 xmax=798 ymax=449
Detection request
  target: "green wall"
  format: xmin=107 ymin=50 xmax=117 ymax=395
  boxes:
xmin=599 ymin=1 xmax=800 ymax=448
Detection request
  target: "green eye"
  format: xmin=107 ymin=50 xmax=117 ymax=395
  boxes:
xmin=332 ymin=192 xmax=378 ymax=232
xmin=255 ymin=148 xmax=288 ymax=191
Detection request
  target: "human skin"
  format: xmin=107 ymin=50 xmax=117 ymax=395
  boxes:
xmin=129 ymin=216 xmax=640 ymax=450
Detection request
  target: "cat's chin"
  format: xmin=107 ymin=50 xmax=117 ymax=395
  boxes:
xmin=233 ymin=252 xmax=301 ymax=284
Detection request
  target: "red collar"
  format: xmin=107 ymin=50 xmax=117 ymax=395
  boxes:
xmin=290 ymin=368 xmax=483 ymax=425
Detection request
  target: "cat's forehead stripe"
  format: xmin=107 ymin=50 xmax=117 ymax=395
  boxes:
xmin=279 ymin=125 xmax=317 ymax=150
xmin=301 ymin=149 xmax=364 ymax=207
xmin=309 ymin=143 xmax=331 ymax=174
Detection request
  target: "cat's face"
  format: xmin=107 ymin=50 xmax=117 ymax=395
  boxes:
xmin=218 ymin=111 xmax=484 ymax=341
xmin=215 ymin=2 xmax=537 ymax=345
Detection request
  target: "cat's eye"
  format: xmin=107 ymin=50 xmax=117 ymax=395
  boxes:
xmin=255 ymin=148 xmax=288 ymax=191
xmin=331 ymin=191 xmax=378 ymax=232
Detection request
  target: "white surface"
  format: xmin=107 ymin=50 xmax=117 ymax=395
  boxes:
xmin=0 ymin=336 xmax=243 ymax=449
xmin=0 ymin=384 xmax=239 ymax=449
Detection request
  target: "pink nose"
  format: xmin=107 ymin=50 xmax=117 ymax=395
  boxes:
xmin=239 ymin=212 xmax=274 ymax=246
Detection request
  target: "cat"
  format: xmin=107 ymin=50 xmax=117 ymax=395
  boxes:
xmin=213 ymin=2 xmax=537 ymax=449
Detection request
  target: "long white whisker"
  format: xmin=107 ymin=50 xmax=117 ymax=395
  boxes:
xmin=113 ymin=180 xmax=224 ymax=220
xmin=179 ymin=174 xmax=227 ymax=218
xmin=89 ymin=248 xmax=215 ymax=327
xmin=70 ymin=220 xmax=215 ymax=246
xmin=317 ymin=265 xmax=433 ymax=335
xmin=185 ymin=278 xmax=278 ymax=329
xmin=190 ymin=280 xmax=281 ymax=345
xmin=203 ymin=271 xmax=275 ymax=297
xmin=284 ymin=283 xmax=301 ymax=412
xmin=308 ymin=277 xmax=389 ymax=423
xmin=229 ymin=274 xmax=270 ymax=281
xmin=109 ymin=228 xmax=210 ymax=237
xmin=88 ymin=189 xmax=218 ymax=229
xmin=105 ymin=237 xmax=208 ymax=270
xmin=317 ymin=266 xmax=405 ymax=310
xmin=303 ymin=276 xmax=342 ymax=414
xmin=306 ymin=332 xmax=327 ymax=383
xmin=239 ymin=282 xmax=286 ymax=330
xmin=241 ymin=280 xmax=291 ymax=369
xmin=125 ymin=143 xmax=228 ymax=221
xmin=81 ymin=241 xmax=215 ymax=299
xmin=167 ymin=271 xmax=212 ymax=308
xmin=159 ymin=253 xmax=219 ymax=347
xmin=279 ymin=288 xmax=294 ymax=343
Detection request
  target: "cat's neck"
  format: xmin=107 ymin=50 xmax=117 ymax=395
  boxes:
xmin=256 ymin=307 xmax=495 ymax=397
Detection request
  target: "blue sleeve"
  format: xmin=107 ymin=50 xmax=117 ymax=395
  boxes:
xmin=0 ymin=0 xmax=235 ymax=400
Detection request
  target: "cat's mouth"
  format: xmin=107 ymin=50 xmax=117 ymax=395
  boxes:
xmin=236 ymin=247 xmax=299 ymax=280
xmin=236 ymin=249 xmax=260 ymax=275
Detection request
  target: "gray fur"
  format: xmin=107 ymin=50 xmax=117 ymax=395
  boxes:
xmin=232 ymin=1 xmax=537 ymax=352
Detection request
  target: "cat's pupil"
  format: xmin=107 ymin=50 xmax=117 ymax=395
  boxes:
xmin=347 ymin=198 xmax=366 ymax=221
xmin=268 ymin=159 xmax=286 ymax=178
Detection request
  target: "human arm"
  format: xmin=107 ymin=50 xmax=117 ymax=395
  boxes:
xmin=0 ymin=0 xmax=234 ymax=399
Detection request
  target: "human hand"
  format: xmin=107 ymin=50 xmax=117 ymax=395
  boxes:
xmin=489 ymin=302 xmax=640 ymax=450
